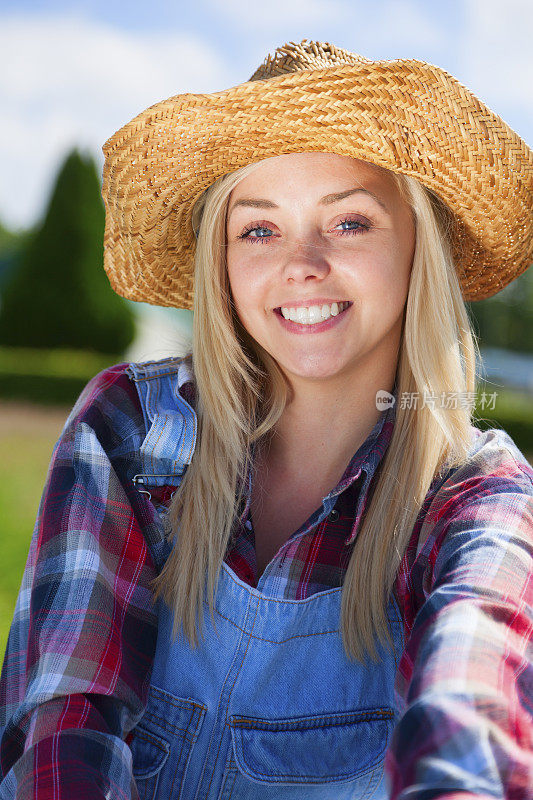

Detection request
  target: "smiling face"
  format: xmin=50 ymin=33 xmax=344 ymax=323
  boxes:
xmin=225 ymin=152 xmax=415 ymax=391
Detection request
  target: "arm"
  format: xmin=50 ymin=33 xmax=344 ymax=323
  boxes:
xmin=0 ymin=367 xmax=160 ymax=799
xmin=387 ymin=463 xmax=533 ymax=799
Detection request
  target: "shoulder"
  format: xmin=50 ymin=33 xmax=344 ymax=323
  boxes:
xmin=56 ymin=355 xmax=197 ymax=494
xmin=414 ymin=425 xmax=532 ymax=565
xmin=436 ymin=424 xmax=533 ymax=508
xmin=467 ymin=423 xmax=531 ymax=479
xmin=56 ymin=361 xmax=144 ymax=464
xmin=124 ymin=353 xmax=196 ymax=415
xmin=63 ymin=354 xmax=195 ymax=448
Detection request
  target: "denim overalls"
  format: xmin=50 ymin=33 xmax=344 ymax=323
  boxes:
xmin=127 ymin=358 xmax=405 ymax=800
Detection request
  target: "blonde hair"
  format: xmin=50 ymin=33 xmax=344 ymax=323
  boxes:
xmin=151 ymin=159 xmax=478 ymax=662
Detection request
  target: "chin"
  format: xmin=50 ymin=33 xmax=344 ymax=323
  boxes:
xmin=281 ymin=358 xmax=349 ymax=382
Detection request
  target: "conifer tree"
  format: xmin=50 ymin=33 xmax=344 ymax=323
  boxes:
xmin=0 ymin=149 xmax=135 ymax=353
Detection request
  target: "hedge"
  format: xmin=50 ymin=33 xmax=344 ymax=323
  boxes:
xmin=0 ymin=346 xmax=122 ymax=406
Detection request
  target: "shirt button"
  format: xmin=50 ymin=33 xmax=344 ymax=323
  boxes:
xmin=328 ymin=508 xmax=339 ymax=522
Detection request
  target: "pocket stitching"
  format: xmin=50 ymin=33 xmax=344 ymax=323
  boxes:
xmin=131 ymin=689 xmax=207 ymax=787
xmin=231 ymin=707 xmax=393 ymax=729
xmin=172 ymin=703 xmax=206 ymax=800
xmin=131 ymin=727 xmax=170 ymax=780
xmin=149 ymin=685 xmax=207 ymax=713
xmin=230 ymin=711 xmax=393 ymax=784
xmin=144 ymin=687 xmax=207 ymax=737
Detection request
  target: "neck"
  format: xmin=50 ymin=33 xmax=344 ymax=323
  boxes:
xmin=265 ymin=356 xmax=397 ymax=482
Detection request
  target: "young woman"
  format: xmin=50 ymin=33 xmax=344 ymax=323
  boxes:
xmin=1 ymin=40 xmax=532 ymax=800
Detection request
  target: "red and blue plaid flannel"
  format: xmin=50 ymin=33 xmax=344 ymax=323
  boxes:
xmin=1 ymin=360 xmax=532 ymax=798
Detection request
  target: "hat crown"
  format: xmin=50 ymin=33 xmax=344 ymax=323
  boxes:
xmin=249 ymin=39 xmax=371 ymax=81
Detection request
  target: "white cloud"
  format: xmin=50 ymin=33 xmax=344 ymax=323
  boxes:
xmin=0 ymin=13 xmax=230 ymax=229
xmin=462 ymin=0 xmax=533 ymax=116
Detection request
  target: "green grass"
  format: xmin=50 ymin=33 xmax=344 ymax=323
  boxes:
xmin=0 ymin=428 xmax=61 ymax=656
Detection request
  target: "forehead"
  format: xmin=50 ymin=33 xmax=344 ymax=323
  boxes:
xmin=228 ymin=152 xmax=399 ymax=200
xmin=226 ymin=152 xmax=403 ymax=221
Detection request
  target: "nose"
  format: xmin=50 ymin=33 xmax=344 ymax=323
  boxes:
xmin=281 ymin=238 xmax=331 ymax=284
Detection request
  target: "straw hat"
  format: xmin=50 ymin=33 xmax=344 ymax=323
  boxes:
xmin=102 ymin=40 xmax=532 ymax=307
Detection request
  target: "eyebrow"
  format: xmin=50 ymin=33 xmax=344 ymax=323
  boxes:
xmin=228 ymin=187 xmax=389 ymax=217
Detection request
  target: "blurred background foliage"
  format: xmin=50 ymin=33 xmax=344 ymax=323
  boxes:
xmin=468 ymin=269 xmax=533 ymax=355
xmin=0 ymin=149 xmax=135 ymax=355
xmin=0 ymin=149 xmax=532 ymax=656
xmin=0 ymin=149 xmax=137 ymax=408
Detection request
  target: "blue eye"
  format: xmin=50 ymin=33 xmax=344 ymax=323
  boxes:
xmin=238 ymin=216 xmax=370 ymax=244
xmin=335 ymin=218 xmax=369 ymax=234
xmin=239 ymin=225 xmax=273 ymax=244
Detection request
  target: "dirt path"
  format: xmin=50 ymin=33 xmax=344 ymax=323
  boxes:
xmin=0 ymin=400 xmax=70 ymax=438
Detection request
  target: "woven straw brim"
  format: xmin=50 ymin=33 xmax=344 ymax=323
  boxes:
xmin=102 ymin=59 xmax=533 ymax=307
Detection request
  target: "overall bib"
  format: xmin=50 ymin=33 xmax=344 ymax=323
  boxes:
xmin=130 ymin=568 xmax=404 ymax=800
xmin=126 ymin=359 xmax=405 ymax=800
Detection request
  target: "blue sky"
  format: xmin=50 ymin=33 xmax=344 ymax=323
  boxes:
xmin=1 ymin=0 xmax=465 ymax=57
xmin=1 ymin=0 xmax=531 ymax=230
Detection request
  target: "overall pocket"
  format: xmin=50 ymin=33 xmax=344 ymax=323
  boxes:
xmin=223 ymin=707 xmax=393 ymax=799
xmin=128 ymin=685 xmax=207 ymax=800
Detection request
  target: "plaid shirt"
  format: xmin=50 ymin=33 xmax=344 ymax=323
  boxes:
xmin=1 ymin=359 xmax=532 ymax=799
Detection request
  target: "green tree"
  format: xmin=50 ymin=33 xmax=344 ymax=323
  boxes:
xmin=0 ymin=219 xmax=31 ymax=290
xmin=0 ymin=149 xmax=135 ymax=354
xmin=468 ymin=267 xmax=533 ymax=354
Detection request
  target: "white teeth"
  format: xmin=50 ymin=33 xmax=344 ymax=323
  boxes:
xmin=308 ymin=305 xmax=322 ymax=324
xmin=279 ymin=301 xmax=348 ymax=325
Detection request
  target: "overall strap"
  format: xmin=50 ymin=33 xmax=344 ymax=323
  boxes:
xmin=126 ymin=357 xmax=197 ymax=489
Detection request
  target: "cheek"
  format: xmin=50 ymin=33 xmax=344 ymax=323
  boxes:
xmin=337 ymin=247 xmax=398 ymax=292
xmin=227 ymin=256 xmax=265 ymax=330
xmin=226 ymin=253 xmax=247 ymax=306
xmin=371 ymin=229 xmax=413 ymax=285
xmin=375 ymin=255 xmax=412 ymax=312
xmin=227 ymin=251 xmax=270 ymax=306
xmin=339 ymin=246 xmax=411 ymax=319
